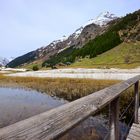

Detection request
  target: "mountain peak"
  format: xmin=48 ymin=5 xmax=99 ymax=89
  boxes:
xmin=71 ymin=11 xmax=118 ymax=40
xmin=96 ymin=11 xmax=117 ymax=20
xmin=48 ymin=11 xmax=118 ymax=46
xmin=83 ymin=11 xmax=118 ymax=27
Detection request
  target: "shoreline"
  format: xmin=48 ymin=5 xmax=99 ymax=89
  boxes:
xmin=5 ymin=68 xmax=140 ymax=80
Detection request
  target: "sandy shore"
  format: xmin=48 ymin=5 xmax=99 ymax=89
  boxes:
xmin=6 ymin=68 xmax=140 ymax=80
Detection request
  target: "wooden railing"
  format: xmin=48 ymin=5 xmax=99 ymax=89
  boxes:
xmin=0 ymin=75 xmax=139 ymax=140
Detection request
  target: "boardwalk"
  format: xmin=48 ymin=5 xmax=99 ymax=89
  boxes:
xmin=127 ymin=108 xmax=140 ymax=140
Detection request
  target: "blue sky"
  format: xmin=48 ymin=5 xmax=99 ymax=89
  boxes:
xmin=0 ymin=0 xmax=140 ymax=58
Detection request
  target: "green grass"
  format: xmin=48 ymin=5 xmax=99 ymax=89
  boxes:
xmin=71 ymin=41 xmax=140 ymax=69
xmin=19 ymin=60 xmax=43 ymax=70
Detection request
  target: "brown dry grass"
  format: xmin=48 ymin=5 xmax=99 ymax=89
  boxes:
xmin=0 ymin=74 xmax=119 ymax=101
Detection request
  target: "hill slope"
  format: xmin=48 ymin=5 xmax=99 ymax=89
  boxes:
xmin=42 ymin=9 xmax=140 ymax=67
xmin=72 ymin=41 xmax=140 ymax=69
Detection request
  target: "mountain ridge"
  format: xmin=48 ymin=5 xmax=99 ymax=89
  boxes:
xmin=7 ymin=11 xmax=118 ymax=68
xmin=7 ymin=10 xmax=140 ymax=68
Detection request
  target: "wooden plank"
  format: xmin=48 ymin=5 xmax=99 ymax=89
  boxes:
xmin=126 ymin=138 xmax=134 ymax=140
xmin=127 ymin=123 xmax=140 ymax=140
xmin=131 ymin=126 xmax=140 ymax=133
xmin=127 ymin=108 xmax=140 ymax=140
xmin=132 ymin=124 xmax=140 ymax=129
xmin=0 ymin=75 xmax=139 ymax=140
xmin=129 ymin=125 xmax=140 ymax=135
xmin=127 ymin=133 xmax=140 ymax=140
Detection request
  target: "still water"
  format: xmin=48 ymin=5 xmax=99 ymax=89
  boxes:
xmin=0 ymin=87 xmax=67 ymax=128
xmin=0 ymin=87 xmax=108 ymax=140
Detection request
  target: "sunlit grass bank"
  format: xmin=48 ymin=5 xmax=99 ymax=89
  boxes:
xmin=71 ymin=41 xmax=140 ymax=69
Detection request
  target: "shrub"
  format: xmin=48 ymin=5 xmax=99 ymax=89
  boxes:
xmin=32 ymin=65 xmax=39 ymax=71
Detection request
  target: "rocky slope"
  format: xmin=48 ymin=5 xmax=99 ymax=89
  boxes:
xmin=7 ymin=12 xmax=118 ymax=68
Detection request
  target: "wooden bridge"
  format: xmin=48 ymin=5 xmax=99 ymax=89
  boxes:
xmin=127 ymin=108 xmax=140 ymax=140
xmin=0 ymin=75 xmax=140 ymax=140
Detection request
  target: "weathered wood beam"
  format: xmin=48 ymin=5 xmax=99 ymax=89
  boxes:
xmin=134 ymin=81 xmax=139 ymax=123
xmin=109 ymin=97 xmax=120 ymax=140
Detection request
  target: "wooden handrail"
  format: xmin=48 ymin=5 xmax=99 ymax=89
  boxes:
xmin=0 ymin=75 xmax=139 ymax=140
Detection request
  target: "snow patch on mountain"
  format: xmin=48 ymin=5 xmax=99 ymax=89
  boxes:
xmin=48 ymin=35 xmax=68 ymax=49
xmin=0 ymin=57 xmax=9 ymax=66
xmin=84 ymin=11 xmax=117 ymax=27
xmin=59 ymin=35 xmax=68 ymax=41
xmin=46 ymin=11 xmax=117 ymax=49
xmin=72 ymin=11 xmax=117 ymax=39
xmin=47 ymin=11 xmax=117 ymax=48
xmin=73 ymin=27 xmax=84 ymax=39
xmin=57 ymin=46 xmax=70 ymax=54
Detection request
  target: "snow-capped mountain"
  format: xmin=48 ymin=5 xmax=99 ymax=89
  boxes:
xmin=0 ymin=57 xmax=9 ymax=66
xmin=8 ymin=11 xmax=119 ymax=68
xmin=84 ymin=11 xmax=118 ymax=27
xmin=73 ymin=11 xmax=118 ymax=38
xmin=42 ymin=11 xmax=117 ymax=50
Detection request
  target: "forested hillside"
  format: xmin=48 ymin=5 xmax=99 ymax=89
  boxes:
xmin=72 ymin=41 xmax=140 ymax=69
xmin=42 ymin=10 xmax=140 ymax=67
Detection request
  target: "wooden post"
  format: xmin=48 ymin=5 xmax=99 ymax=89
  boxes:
xmin=109 ymin=97 xmax=120 ymax=140
xmin=134 ymin=81 xmax=139 ymax=124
